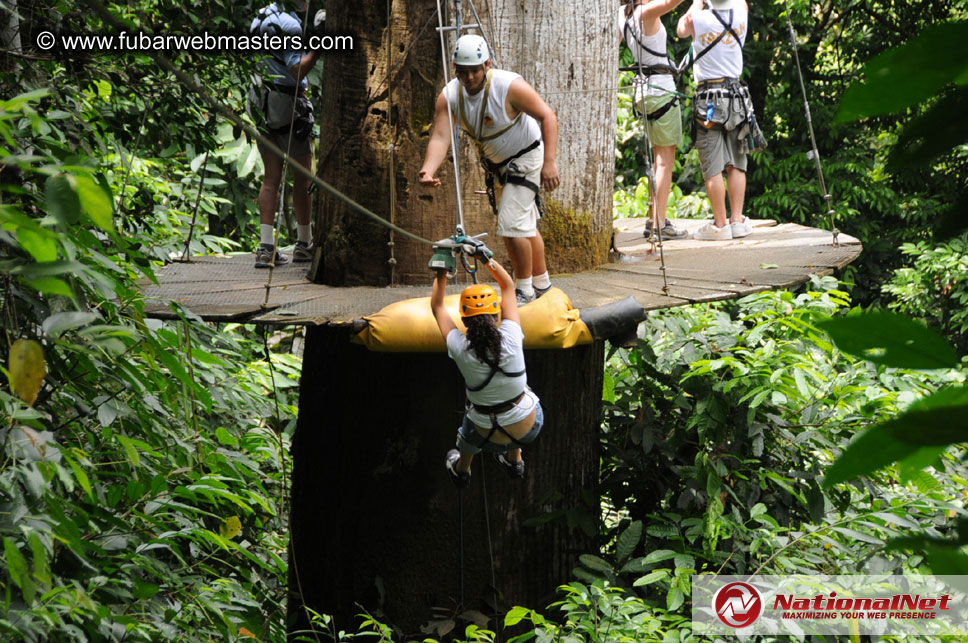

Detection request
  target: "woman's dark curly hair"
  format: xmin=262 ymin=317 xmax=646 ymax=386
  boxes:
xmin=464 ymin=314 xmax=502 ymax=367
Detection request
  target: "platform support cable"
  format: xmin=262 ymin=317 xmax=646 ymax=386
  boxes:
xmin=180 ymin=149 xmax=211 ymax=263
xmin=625 ymin=8 xmax=670 ymax=295
xmin=259 ymin=1 xmax=313 ymax=309
xmin=479 ymin=459 xmax=499 ymax=636
xmin=784 ymin=3 xmax=839 ymax=246
xmin=458 ymin=486 xmax=466 ymax=608
xmin=387 ymin=0 xmax=398 ymax=284
xmin=435 ymin=0 xmax=466 ymax=233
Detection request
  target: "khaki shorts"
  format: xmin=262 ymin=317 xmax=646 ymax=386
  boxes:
xmin=635 ymin=94 xmax=682 ymax=148
xmin=496 ymin=145 xmax=544 ymax=238
xmin=695 ymin=122 xmax=747 ymax=180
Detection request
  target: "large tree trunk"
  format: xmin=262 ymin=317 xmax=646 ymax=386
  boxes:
xmin=290 ymin=0 xmax=613 ymax=636
xmin=289 ymin=328 xmax=603 ymax=635
xmin=312 ymin=0 xmax=615 ymax=285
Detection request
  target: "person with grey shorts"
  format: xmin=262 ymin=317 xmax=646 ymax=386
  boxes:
xmin=247 ymin=2 xmax=323 ymax=267
xmin=678 ymin=0 xmax=758 ymax=241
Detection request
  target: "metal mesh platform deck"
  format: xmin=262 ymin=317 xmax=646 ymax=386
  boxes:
xmin=139 ymin=219 xmax=861 ymax=325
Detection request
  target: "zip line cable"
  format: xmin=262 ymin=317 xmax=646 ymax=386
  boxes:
xmin=784 ymin=2 xmax=839 ymax=246
xmin=435 ymin=0 xmax=466 ymax=233
xmin=79 ymin=0 xmax=445 ymax=253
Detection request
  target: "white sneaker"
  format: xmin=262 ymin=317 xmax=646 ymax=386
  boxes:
xmin=730 ymin=216 xmax=752 ymax=238
xmin=694 ymin=222 xmax=733 ymax=241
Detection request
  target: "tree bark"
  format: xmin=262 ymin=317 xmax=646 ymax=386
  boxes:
xmin=312 ymin=0 xmax=615 ymax=286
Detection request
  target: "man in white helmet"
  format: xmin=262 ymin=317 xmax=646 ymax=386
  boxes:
xmin=419 ymin=34 xmax=560 ymax=306
xmin=678 ymin=0 xmax=759 ymax=241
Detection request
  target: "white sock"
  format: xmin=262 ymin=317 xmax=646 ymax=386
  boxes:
xmin=297 ymin=224 xmax=312 ymax=244
xmin=260 ymin=224 xmax=275 ymax=247
xmin=515 ymin=277 xmax=534 ymax=296
xmin=533 ymin=271 xmax=551 ymax=289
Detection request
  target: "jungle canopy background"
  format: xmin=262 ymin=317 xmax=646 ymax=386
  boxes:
xmin=1 ymin=0 xmax=967 ymax=640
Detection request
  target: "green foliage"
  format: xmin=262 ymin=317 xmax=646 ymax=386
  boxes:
xmin=1 ymin=78 xmax=296 ymax=641
xmin=883 ymin=237 xmax=968 ymax=350
xmin=586 ymin=280 xmax=968 ymax=611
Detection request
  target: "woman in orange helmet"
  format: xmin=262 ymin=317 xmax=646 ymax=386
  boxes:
xmin=430 ymin=247 xmax=544 ymax=487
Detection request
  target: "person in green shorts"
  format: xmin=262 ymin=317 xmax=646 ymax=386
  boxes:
xmin=618 ymin=0 xmax=688 ymax=239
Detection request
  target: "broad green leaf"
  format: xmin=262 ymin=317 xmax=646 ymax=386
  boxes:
xmin=819 ymin=311 xmax=958 ymax=369
xmin=2 ymin=88 xmax=50 ymax=111
xmin=27 ymin=531 xmax=50 ymax=586
xmin=642 ymin=549 xmax=677 ymax=565
xmin=16 ymin=227 xmax=57 ymax=262
xmin=133 ymin=580 xmax=160 ymax=599
xmin=215 ymin=426 xmax=239 ymax=447
xmin=66 ymin=457 xmax=94 ymax=502
xmin=632 ymin=569 xmax=669 ymax=587
xmin=667 ymin=585 xmax=684 ymax=611
xmin=9 ymin=339 xmax=46 ymax=406
xmin=836 ymin=22 xmax=968 ymax=123
xmin=888 ymin=87 xmax=968 ymax=170
xmin=3 ymin=537 xmax=33 ymax=603
xmin=75 ymin=175 xmax=114 ymax=231
xmin=42 ymin=312 xmax=98 ymax=337
xmin=615 ymin=521 xmax=642 ymax=564
xmin=823 ymin=427 xmax=911 ymax=487
xmin=220 ymin=516 xmax=242 ymax=540
xmin=236 ymin=144 xmax=259 ymax=178
xmin=45 ymin=175 xmax=81 ymax=224
xmin=578 ymin=554 xmax=612 ymax=573
xmin=23 ymin=277 xmax=73 ymax=297
xmin=505 ymin=606 xmax=530 ymax=627
xmin=117 ymin=435 xmax=141 ymax=468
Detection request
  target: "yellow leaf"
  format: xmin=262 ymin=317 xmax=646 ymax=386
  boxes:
xmin=220 ymin=516 xmax=242 ymax=540
xmin=239 ymin=627 xmax=256 ymax=638
xmin=9 ymin=339 xmax=46 ymax=406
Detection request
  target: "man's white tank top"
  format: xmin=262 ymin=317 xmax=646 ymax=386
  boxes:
xmin=618 ymin=5 xmax=675 ymax=97
xmin=443 ymin=69 xmax=541 ymax=163
xmin=692 ymin=7 xmax=747 ymax=83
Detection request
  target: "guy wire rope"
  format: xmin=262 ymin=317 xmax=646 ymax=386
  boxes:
xmin=623 ymin=6 xmax=670 ymax=295
xmin=435 ymin=0 xmax=466 ymax=233
xmin=387 ymin=0 xmax=398 ymax=284
xmin=79 ymin=0 xmax=451 ymax=256
xmin=783 ymin=1 xmax=839 ymax=246
xmin=259 ymin=0 xmax=312 ymax=308
xmin=180 ymin=148 xmax=210 ymax=262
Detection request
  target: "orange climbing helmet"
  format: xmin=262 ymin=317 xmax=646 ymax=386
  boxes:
xmin=460 ymin=284 xmax=500 ymax=318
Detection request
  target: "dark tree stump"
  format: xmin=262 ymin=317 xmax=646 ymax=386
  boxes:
xmin=288 ymin=326 xmax=602 ymax=636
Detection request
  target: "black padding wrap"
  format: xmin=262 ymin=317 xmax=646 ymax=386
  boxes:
xmin=579 ymin=296 xmax=647 ymax=346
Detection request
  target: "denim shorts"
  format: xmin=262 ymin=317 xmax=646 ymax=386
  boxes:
xmin=455 ymin=402 xmax=544 ymax=455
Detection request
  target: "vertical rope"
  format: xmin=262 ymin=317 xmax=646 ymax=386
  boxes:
xmin=180 ymin=149 xmax=210 ymax=262
xmin=262 ymin=1 xmax=314 ymax=308
xmin=784 ymin=2 xmax=839 ymax=246
xmin=435 ymin=0 xmax=466 ymax=232
xmin=458 ymin=487 xmax=465 ymax=607
xmin=479 ymin=459 xmax=499 ymax=633
xmin=386 ymin=0 xmax=398 ymax=284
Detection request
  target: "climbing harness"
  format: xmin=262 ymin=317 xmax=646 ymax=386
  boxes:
xmin=784 ymin=1 xmax=839 ymax=246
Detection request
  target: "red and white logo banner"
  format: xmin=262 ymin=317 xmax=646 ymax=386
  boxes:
xmin=693 ymin=575 xmax=968 ymax=636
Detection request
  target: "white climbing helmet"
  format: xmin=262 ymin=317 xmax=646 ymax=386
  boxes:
xmin=453 ymin=34 xmax=490 ymax=66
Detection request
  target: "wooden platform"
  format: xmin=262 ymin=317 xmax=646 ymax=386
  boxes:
xmin=139 ymin=219 xmax=861 ymax=325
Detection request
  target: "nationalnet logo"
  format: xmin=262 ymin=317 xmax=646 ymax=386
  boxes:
xmin=713 ymin=581 xmax=764 ymax=628
xmin=693 ymin=575 xmax=968 ymax=636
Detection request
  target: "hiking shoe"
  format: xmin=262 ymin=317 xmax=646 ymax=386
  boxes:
xmin=496 ymin=452 xmax=525 ymax=479
xmin=693 ymin=222 xmax=733 ymax=241
xmin=729 ymin=216 xmax=752 ymax=239
xmin=254 ymin=244 xmax=291 ymax=268
xmin=535 ymin=284 xmax=552 ymax=299
xmin=658 ymin=220 xmax=689 ymax=240
xmin=292 ymin=240 xmax=314 ymax=262
xmin=515 ymin=289 xmax=535 ymax=306
xmin=445 ymin=449 xmax=470 ymax=488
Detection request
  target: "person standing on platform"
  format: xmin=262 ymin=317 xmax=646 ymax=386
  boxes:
xmin=419 ymin=34 xmax=560 ymax=306
xmin=678 ymin=0 xmax=758 ymax=241
xmin=619 ymin=0 xmax=689 ymax=240
xmin=247 ymin=2 xmax=323 ymax=267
